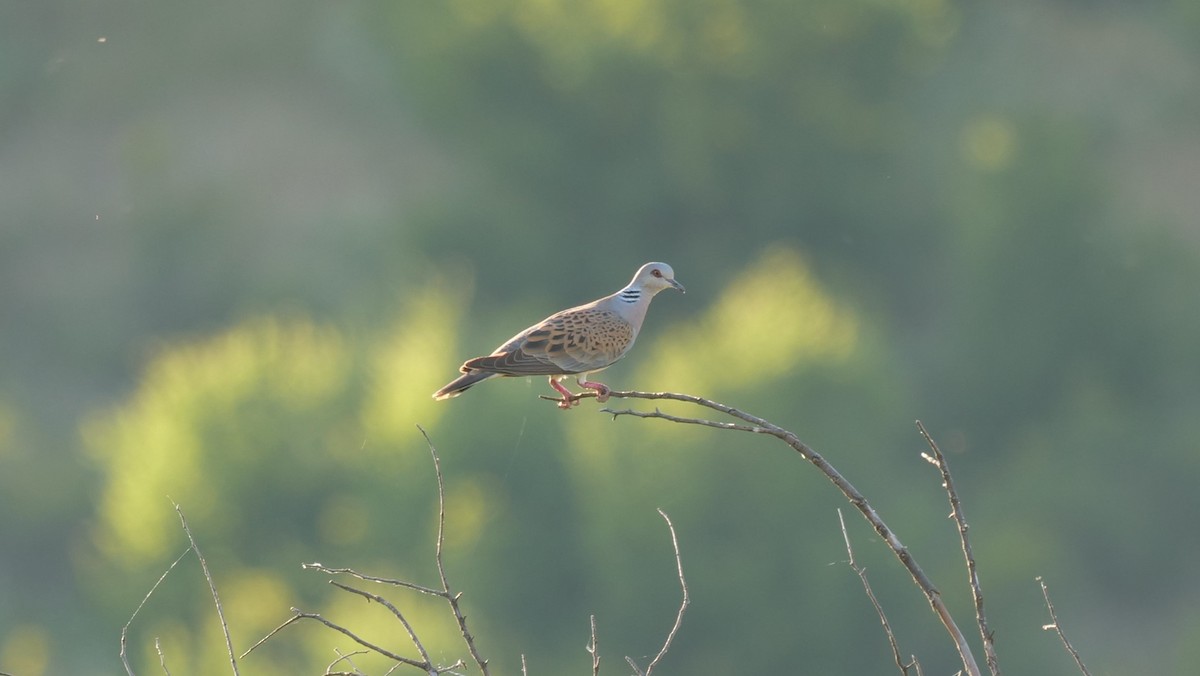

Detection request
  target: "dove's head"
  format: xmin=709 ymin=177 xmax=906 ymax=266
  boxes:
xmin=632 ymin=262 xmax=685 ymax=295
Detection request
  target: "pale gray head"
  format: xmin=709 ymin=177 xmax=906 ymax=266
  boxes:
xmin=630 ymin=262 xmax=685 ymax=295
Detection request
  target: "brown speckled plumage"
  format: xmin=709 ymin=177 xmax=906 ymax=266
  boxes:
xmin=434 ymin=262 xmax=684 ymax=408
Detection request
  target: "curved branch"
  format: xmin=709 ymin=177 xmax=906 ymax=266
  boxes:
xmin=244 ymin=430 xmax=489 ymax=676
xmin=1037 ymin=577 xmax=1092 ymax=676
xmin=918 ymin=421 xmax=999 ymax=675
xmin=174 ymin=502 xmax=240 ymax=676
xmin=839 ymin=509 xmax=922 ymax=676
xmin=420 ymin=425 xmax=491 ymax=676
xmin=574 ymin=389 xmax=982 ymax=676
xmin=644 ymin=509 xmax=688 ymax=676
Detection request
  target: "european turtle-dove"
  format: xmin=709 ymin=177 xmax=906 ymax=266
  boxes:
xmin=433 ymin=262 xmax=684 ymax=408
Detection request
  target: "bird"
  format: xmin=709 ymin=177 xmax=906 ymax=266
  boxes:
xmin=433 ymin=262 xmax=684 ymax=409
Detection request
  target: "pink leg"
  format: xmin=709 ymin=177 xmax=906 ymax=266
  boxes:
xmin=577 ymin=377 xmax=611 ymax=403
xmin=549 ymin=377 xmax=578 ymax=409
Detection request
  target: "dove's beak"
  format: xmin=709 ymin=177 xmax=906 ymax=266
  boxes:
xmin=669 ymin=278 xmax=685 ymax=293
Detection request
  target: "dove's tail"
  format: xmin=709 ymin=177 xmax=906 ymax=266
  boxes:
xmin=433 ymin=370 xmax=497 ymax=400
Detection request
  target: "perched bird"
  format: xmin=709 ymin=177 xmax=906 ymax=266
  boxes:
xmin=433 ymin=262 xmax=684 ymax=409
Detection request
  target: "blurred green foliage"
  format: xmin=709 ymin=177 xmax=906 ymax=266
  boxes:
xmin=2 ymin=0 xmax=1200 ymax=674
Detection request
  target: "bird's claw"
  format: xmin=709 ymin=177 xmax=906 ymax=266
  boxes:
xmin=578 ymin=380 xmax=611 ymax=403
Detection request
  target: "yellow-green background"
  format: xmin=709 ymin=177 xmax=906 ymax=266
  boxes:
xmin=3 ymin=1 xmax=1200 ymax=673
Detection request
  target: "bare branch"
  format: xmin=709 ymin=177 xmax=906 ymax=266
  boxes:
xmin=248 ymin=430 xmax=489 ymax=675
xmin=154 ymin=637 xmax=172 ymax=676
xmin=244 ymin=607 xmax=456 ymax=673
xmin=1037 ymin=577 xmax=1092 ymax=676
xmin=587 ymin=615 xmax=600 ymax=676
xmin=621 ymin=509 xmax=690 ymax=676
xmin=419 ymin=425 xmax=491 ymax=675
xmin=241 ymin=613 xmax=302 ymax=659
xmin=590 ymin=389 xmax=982 ymax=676
xmin=248 ymin=605 xmax=464 ymax=674
xmin=382 ymin=658 xmax=416 ymax=676
xmin=328 ymin=580 xmax=432 ymax=667
xmin=301 ymin=563 xmax=444 ymax=597
xmin=645 ymin=509 xmax=689 ymax=675
xmin=917 ymin=421 xmax=1000 ymax=675
xmin=839 ymin=509 xmax=921 ymax=676
xmin=599 ymin=406 xmax=762 ymax=433
xmin=325 ymin=648 xmax=369 ymax=675
xmin=172 ymin=502 xmax=240 ymax=676
xmin=284 ymin=609 xmax=429 ymax=669
xmin=121 ymin=546 xmax=191 ymax=675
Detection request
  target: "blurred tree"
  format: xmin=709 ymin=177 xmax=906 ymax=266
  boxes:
xmin=1 ymin=0 xmax=1199 ymax=672
xmin=80 ymin=288 xmax=473 ymax=674
xmin=365 ymin=0 xmax=958 ymax=296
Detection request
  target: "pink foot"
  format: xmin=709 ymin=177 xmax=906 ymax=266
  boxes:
xmin=578 ymin=379 xmax=611 ymax=403
xmin=549 ymin=378 xmax=578 ymax=409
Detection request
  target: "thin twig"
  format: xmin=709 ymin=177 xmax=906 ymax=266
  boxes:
xmin=328 ymin=580 xmax=432 ymax=667
xmin=382 ymin=659 xmax=410 ymax=676
xmin=301 ymin=563 xmax=444 ymax=597
xmin=326 ymin=648 xmax=369 ymax=675
xmin=244 ymin=608 xmax=459 ymax=673
xmin=246 ymin=579 xmax=466 ymax=673
xmin=241 ymin=614 xmax=298 ymax=659
xmin=521 ymin=654 xmax=529 ymax=676
xmin=585 ymin=389 xmax=982 ymax=676
xmin=419 ymin=425 xmax=491 ymax=675
xmin=624 ymin=509 xmax=690 ymax=675
xmin=839 ymin=509 xmax=921 ymax=676
xmin=281 ymin=609 xmax=428 ymax=668
xmin=121 ymin=546 xmax=191 ymax=675
xmin=587 ymin=615 xmax=600 ymax=676
xmin=155 ymin=637 xmax=172 ymax=676
xmin=173 ymin=502 xmax=240 ymax=676
xmin=646 ymin=509 xmax=689 ymax=675
xmin=1037 ymin=577 xmax=1092 ymax=676
xmin=599 ymin=406 xmax=762 ymax=433
xmin=250 ymin=609 xmax=464 ymax=674
xmin=248 ymin=431 xmax=488 ymax=674
xmin=917 ymin=421 xmax=999 ymax=675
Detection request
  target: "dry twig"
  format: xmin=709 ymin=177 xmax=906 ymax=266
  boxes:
xmin=587 ymin=615 xmax=600 ymax=676
xmin=243 ymin=428 xmax=487 ymax=675
xmin=422 ymin=426 xmax=491 ymax=675
xmin=626 ymin=509 xmax=689 ymax=676
xmin=838 ymin=509 xmax=923 ymax=676
xmin=173 ymin=502 xmax=241 ymax=676
xmin=327 ymin=580 xmax=432 ymax=666
xmin=1037 ymin=577 xmax=1091 ymax=676
xmin=917 ymin=421 xmax=1000 ymax=675
xmin=154 ymin=637 xmax=172 ymax=676
xmin=120 ymin=503 xmax=241 ymax=676
xmin=325 ymin=648 xmax=369 ymax=675
xmin=245 ymin=428 xmax=688 ymax=675
xmin=121 ymin=546 xmax=191 ymax=675
xmin=249 ymin=610 xmax=430 ymax=669
xmin=575 ymin=388 xmax=982 ymax=676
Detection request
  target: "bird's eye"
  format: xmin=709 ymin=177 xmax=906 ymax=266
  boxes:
xmin=652 ymin=269 xmax=663 ymax=277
